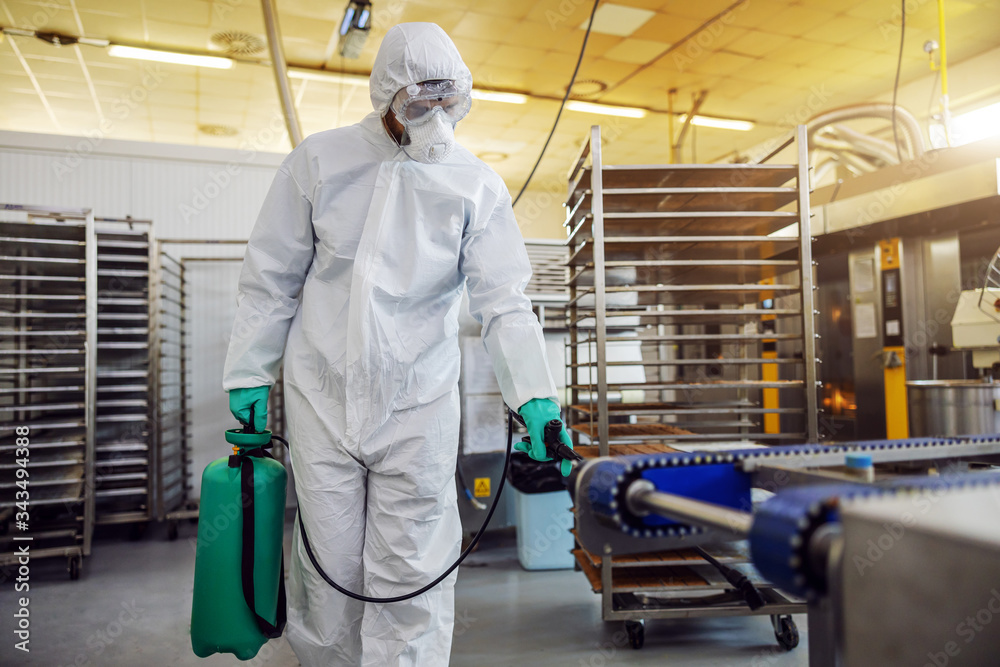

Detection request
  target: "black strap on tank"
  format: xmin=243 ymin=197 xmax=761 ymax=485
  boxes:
xmin=228 ymin=445 xmax=286 ymax=638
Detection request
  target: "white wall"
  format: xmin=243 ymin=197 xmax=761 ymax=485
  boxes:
xmin=0 ymin=129 xmax=286 ymax=500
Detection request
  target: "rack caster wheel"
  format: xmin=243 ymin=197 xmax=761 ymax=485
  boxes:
xmin=625 ymin=620 xmax=645 ymax=650
xmin=771 ymin=614 xmax=799 ymax=651
xmin=167 ymin=520 xmax=178 ymax=541
xmin=68 ymin=555 xmax=81 ymax=581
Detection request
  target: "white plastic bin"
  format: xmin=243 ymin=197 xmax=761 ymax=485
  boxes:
xmin=513 ymin=487 xmax=575 ymax=570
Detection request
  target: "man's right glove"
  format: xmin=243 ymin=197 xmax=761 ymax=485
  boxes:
xmin=515 ymin=397 xmax=575 ymax=477
xmin=229 ymin=386 xmax=270 ymax=432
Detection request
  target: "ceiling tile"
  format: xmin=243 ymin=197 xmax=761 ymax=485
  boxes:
xmin=725 ymin=30 xmax=795 ymax=58
xmin=3 ymin=1 xmax=79 ymax=33
xmin=734 ymin=0 xmax=801 ymax=29
xmin=803 ymin=14 xmax=880 ymax=45
xmin=281 ymin=0 xmax=346 ymax=22
xmin=766 ymin=38 xmax=837 ymax=66
xmin=630 ymin=12 xmax=701 ymax=43
xmin=578 ymin=58 xmax=641 ymax=87
xmin=452 ymin=13 xmax=520 ymax=41
xmin=603 ymin=37 xmax=668 ymax=64
xmin=477 ymin=0 xmax=536 ymax=21
xmin=149 ymin=89 xmax=197 ymax=108
xmin=505 ymin=20 xmax=573 ymax=51
xmin=394 ymin=6 xmax=466 ymax=33
xmin=525 ymin=2 xmax=597 ymax=32
xmin=144 ymin=20 xmax=211 ymax=50
xmin=666 ymin=0 xmax=752 ymax=20
xmin=686 ymin=50 xmax=759 ymax=77
xmin=144 ymin=0 xmax=210 ymax=28
xmin=469 ymin=63 xmax=528 ymax=91
xmin=490 ymin=45 xmax=549 ymax=71
xmin=760 ymin=5 xmax=839 ymax=37
xmin=450 ymin=38 xmax=501 ymax=66
xmin=278 ymin=15 xmax=339 ymax=45
xmin=551 ymin=31 xmax=622 ymax=59
xmin=208 ymin=4 xmax=266 ymax=35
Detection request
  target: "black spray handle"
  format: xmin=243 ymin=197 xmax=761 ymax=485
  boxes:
xmin=543 ymin=419 xmax=582 ymax=462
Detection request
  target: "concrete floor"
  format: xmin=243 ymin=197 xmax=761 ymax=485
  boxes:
xmin=0 ymin=521 xmax=808 ymax=666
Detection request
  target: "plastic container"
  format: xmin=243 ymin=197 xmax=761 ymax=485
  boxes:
xmin=190 ymin=429 xmax=287 ymax=660
xmin=513 ymin=487 xmax=575 ymax=571
xmin=845 ymin=452 xmax=875 ymax=483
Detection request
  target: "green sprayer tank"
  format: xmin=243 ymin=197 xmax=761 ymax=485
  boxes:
xmin=190 ymin=429 xmax=287 ymax=660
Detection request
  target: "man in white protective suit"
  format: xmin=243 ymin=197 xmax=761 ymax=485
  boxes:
xmin=222 ymin=22 xmax=575 ymax=667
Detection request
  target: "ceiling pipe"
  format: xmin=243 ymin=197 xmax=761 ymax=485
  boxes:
xmin=806 ymin=103 xmax=925 ymax=160
xmin=673 ymin=90 xmax=707 ymax=162
xmin=260 ymin=0 xmax=303 ymax=148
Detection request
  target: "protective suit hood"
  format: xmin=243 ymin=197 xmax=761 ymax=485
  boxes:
xmin=369 ymin=23 xmax=473 ymax=115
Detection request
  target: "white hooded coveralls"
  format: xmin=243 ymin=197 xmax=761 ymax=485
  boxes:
xmin=222 ymin=23 xmax=557 ymax=667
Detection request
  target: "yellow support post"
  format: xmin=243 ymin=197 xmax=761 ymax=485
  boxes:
xmin=879 ymin=238 xmax=909 ymax=439
xmin=760 ymin=278 xmax=779 ymax=434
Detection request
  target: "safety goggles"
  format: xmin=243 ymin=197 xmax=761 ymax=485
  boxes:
xmin=390 ymin=80 xmax=471 ymax=127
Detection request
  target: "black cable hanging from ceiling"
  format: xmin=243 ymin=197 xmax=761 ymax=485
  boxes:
xmin=512 ymin=0 xmax=601 ymax=207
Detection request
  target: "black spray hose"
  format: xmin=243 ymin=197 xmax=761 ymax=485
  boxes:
xmin=694 ymin=546 xmax=766 ymax=611
xmin=271 ymin=410 xmax=516 ymax=604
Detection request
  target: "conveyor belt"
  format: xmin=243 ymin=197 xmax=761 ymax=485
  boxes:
xmin=749 ymin=472 xmax=1000 ymax=598
xmin=584 ymin=435 xmax=1000 ymax=539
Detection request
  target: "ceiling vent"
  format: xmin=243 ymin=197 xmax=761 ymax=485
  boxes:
xmin=567 ymin=79 xmax=608 ymax=98
xmin=198 ymin=124 xmax=239 ymax=137
xmin=210 ymin=30 xmax=266 ymax=56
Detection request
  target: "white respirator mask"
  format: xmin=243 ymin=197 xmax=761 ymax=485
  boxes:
xmin=402 ymin=108 xmax=456 ymax=164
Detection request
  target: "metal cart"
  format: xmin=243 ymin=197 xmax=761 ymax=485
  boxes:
xmin=0 ymin=204 xmax=97 ymax=580
xmin=151 ymin=243 xmax=192 ymax=540
xmin=156 ymin=243 xmax=287 ymax=539
xmin=92 ymin=217 xmax=156 ymax=533
xmin=563 ymin=126 xmax=818 ymax=648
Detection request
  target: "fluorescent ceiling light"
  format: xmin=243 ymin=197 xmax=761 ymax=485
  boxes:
xmin=580 ymin=4 xmax=654 ymax=36
xmin=108 ymin=45 xmax=233 ymax=69
xmin=470 ymin=90 xmax=528 ymax=104
xmin=566 ymin=100 xmax=646 ymax=118
xmin=952 ymin=101 xmax=1000 ymax=146
xmin=288 ymin=68 xmax=368 ymax=85
xmin=680 ymin=114 xmax=754 ymax=131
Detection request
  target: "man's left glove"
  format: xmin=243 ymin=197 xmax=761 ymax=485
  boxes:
xmin=515 ymin=397 xmax=575 ymax=477
xmin=229 ymin=386 xmax=270 ymax=432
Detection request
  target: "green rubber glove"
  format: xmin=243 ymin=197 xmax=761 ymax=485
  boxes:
xmin=229 ymin=386 xmax=270 ymax=433
xmin=515 ymin=397 xmax=575 ymax=477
